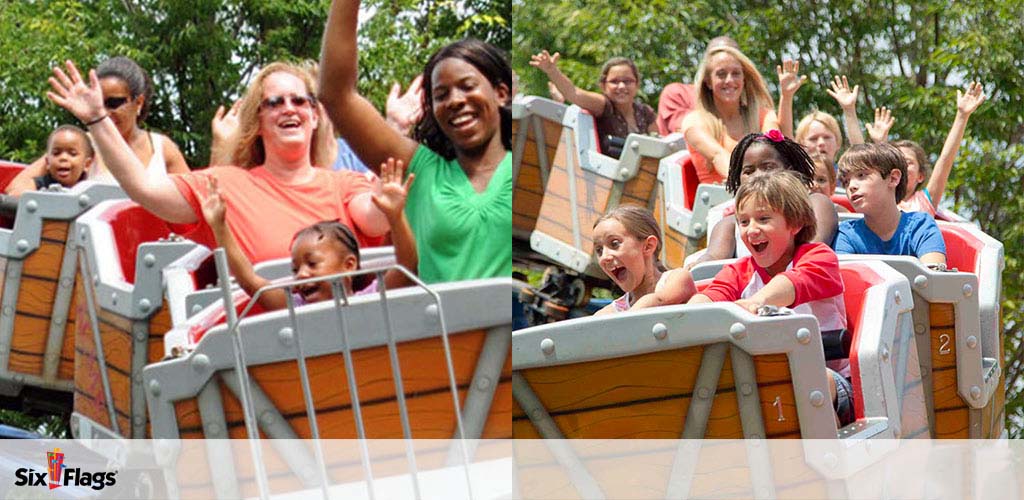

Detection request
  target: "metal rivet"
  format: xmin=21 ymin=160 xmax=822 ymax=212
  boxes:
xmin=894 ymin=291 xmax=901 ymax=304
xmin=191 ymin=304 xmax=201 ymax=315
xmin=148 ymin=380 xmax=161 ymax=397
xmin=741 ymin=383 xmax=753 ymax=396
xmin=135 ymin=331 xmax=146 ymax=342
xmin=79 ymin=194 xmax=91 ymax=207
xmin=80 ymin=227 xmax=88 ymax=238
xmin=970 ymin=386 xmax=981 ymax=400
xmin=191 ymin=354 xmax=210 ymax=372
xmin=810 ymin=390 xmax=825 ymax=407
xmin=15 ymin=239 xmax=28 ymax=252
xmin=530 ymin=409 xmax=543 ymax=420
xmin=111 ymin=292 xmax=117 ymax=305
xmin=144 ymin=253 xmax=156 ymax=267
xmin=966 ymin=336 xmax=978 ymax=349
xmin=652 ymin=322 xmax=668 ymax=340
xmin=476 ymin=377 xmax=491 ymax=390
xmin=963 ymin=284 xmax=974 ymax=297
xmin=915 ymin=323 xmax=926 ymax=334
xmin=134 ymin=373 xmax=143 ymax=384
xmin=881 ymin=347 xmax=890 ymax=361
xmin=693 ymin=223 xmax=703 ymax=234
xmin=823 ymin=453 xmax=838 ymax=470
xmin=796 ymin=328 xmax=810 ymax=344
xmin=278 ymin=327 xmax=294 ymax=346
xmin=730 ymin=322 xmax=746 ymax=340
xmin=133 ymin=415 xmax=145 ymax=426
xmin=259 ymin=411 xmax=274 ymax=426
xmin=540 ymin=338 xmax=555 ymax=355
xmin=0 ymin=306 xmax=10 ymax=317
xmin=618 ymin=168 xmax=630 ymax=179
xmin=138 ymin=298 xmax=152 ymax=313
xmin=207 ymin=423 xmax=221 ymax=436
xmin=700 ymin=191 xmax=710 ymax=204
xmin=675 ymin=217 xmax=683 ymax=228
xmin=25 ymin=200 xmax=38 ymax=213
xmin=913 ymin=275 xmax=928 ymax=288
xmin=425 ymin=304 xmax=439 ymax=317
xmin=697 ymin=387 xmax=710 ymax=399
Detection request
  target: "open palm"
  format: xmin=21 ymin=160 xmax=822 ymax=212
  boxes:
xmin=46 ymin=60 xmax=105 ymax=123
xmin=371 ymin=158 xmax=415 ymax=218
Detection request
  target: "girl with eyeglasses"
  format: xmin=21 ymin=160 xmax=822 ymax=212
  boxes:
xmin=45 ymin=60 xmax=390 ymax=265
xmin=530 ymin=52 xmax=657 ymax=156
xmin=319 ymin=0 xmax=512 ymax=284
xmin=5 ymin=56 xmax=189 ymax=196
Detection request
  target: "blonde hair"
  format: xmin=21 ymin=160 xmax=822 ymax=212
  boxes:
xmin=735 ymin=171 xmax=817 ymax=246
xmin=231 ymin=62 xmax=334 ymax=169
xmin=691 ymin=46 xmax=775 ymax=141
xmin=795 ymin=111 xmax=842 ymax=146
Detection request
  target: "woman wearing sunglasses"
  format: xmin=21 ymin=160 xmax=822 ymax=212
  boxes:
xmin=5 ymin=56 xmax=189 ymax=196
xmin=45 ymin=60 xmax=389 ymax=264
xmin=319 ymin=0 xmax=512 ymax=284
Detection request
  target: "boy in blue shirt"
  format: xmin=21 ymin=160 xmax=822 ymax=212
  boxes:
xmin=835 ymin=143 xmax=946 ymax=265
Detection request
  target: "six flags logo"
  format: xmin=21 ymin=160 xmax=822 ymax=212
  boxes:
xmin=13 ymin=448 xmax=117 ymax=491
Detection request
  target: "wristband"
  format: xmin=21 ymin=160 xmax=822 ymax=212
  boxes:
xmin=83 ymin=114 xmax=108 ymax=127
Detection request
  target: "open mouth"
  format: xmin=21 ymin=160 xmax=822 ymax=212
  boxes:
xmin=850 ymin=193 xmax=863 ymax=205
xmin=607 ymin=265 xmax=627 ymax=283
xmin=750 ymin=241 xmax=768 ymax=253
xmin=297 ymin=283 xmax=320 ymax=303
xmin=277 ymin=118 xmax=301 ymax=129
xmin=450 ymin=112 xmax=478 ymax=131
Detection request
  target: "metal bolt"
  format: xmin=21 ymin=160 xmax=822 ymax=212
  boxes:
xmin=540 ymin=338 xmax=555 ymax=355
xmin=191 ymin=354 xmax=210 ymax=372
xmin=967 ymin=336 xmax=978 ymax=349
xmin=796 ymin=328 xmax=811 ymax=344
xmin=111 ymin=292 xmax=117 ymax=305
xmin=25 ymin=200 xmax=38 ymax=213
xmin=894 ymin=291 xmax=901 ymax=305
xmin=79 ymin=194 xmax=90 ymax=207
xmin=970 ymin=386 xmax=982 ymax=400
xmin=138 ymin=298 xmax=152 ymax=313
xmin=15 ymin=239 xmax=28 ymax=252
xmin=675 ymin=217 xmax=683 ymax=228
xmin=1 ymin=306 xmax=11 ymax=317
xmin=730 ymin=322 xmax=746 ymax=340
xmin=425 ymin=304 xmax=439 ymax=317
xmin=630 ymin=140 xmax=639 ymax=150
xmin=693 ymin=223 xmax=703 ymax=234
xmin=80 ymin=227 xmax=88 ymax=239
xmin=278 ymin=327 xmax=294 ymax=346
xmin=881 ymin=347 xmax=890 ymax=361
xmin=476 ymin=377 xmax=491 ymax=390
xmin=144 ymin=253 xmax=156 ymax=267
xmin=652 ymin=322 xmax=668 ymax=340
xmin=259 ymin=411 xmax=274 ymax=426
xmin=741 ymin=384 xmax=753 ymax=396
xmin=618 ymin=167 xmax=630 ymax=179
xmin=148 ymin=380 xmax=161 ymax=397
xmin=530 ymin=409 xmax=543 ymax=420
xmin=963 ymin=284 xmax=974 ymax=297
xmin=700 ymin=191 xmax=710 ymax=204
xmin=697 ymin=387 xmax=710 ymax=399
xmin=134 ymin=415 xmax=145 ymax=426
xmin=191 ymin=304 xmax=201 ymax=315
xmin=823 ymin=453 xmax=838 ymax=470
xmin=915 ymin=323 xmax=926 ymax=334
xmin=207 ymin=423 xmax=222 ymax=436
xmin=135 ymin=330 xmax=146 ymax=342
xmin=810 ymin=390 xmax=825 ymax=407
xmin=913 ymin=275 xmax=928 ymax=289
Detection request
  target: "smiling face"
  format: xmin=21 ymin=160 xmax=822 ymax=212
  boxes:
xmin=45 ymin=130 xmax=92 ymax=187
xmin=739 ymin=142 xmax=785 ymax=186
xmin=899 ymin=146 xmax=925 ymax=194
xmin=430 ymin=57 xmax=509 ymax=156
xmin=100 ymin=77 xmax=142 ymax=138
xmin=593 ymin=218 xmax=656 ymax=293
xmin=290 ymin=233 xmax=358 ymax=304
xmin=258 ymin=71 xmax=319 ymax=160
xmin=802 ymin=120 xmax=839 ymax=163
xmin=707 ymin=52 xmax=744 ymax=106
xmin=736 ymin=197 xmax=801 ymax=276
xmin=601 ymin=64 xmax=638 ymax=106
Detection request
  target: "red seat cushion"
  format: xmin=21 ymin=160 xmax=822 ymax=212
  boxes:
xmin=680 ymin=153 xmax=698 ymax=210
xmin=840 ymin=263 xmax=884 ymax=420
xmin=939 ymin=224 xmax=982 ymax=273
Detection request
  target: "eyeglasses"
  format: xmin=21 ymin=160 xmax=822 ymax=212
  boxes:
xmin=606 ymin=78 xmax=637 ymax=86
xmin=104 ymin=97 xmax=130 ymax=110
xmin=261 ymin=94 xmax=316 ymax=111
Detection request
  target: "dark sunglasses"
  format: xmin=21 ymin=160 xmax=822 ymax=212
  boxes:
xmin=260 ymin=94 xmax=316 ymax=111
xmin=103 ymin=96 xmax=130 ymax=110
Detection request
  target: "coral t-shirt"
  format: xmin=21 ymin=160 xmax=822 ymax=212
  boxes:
xmin=171 ymin=166 xmax=381 ymax=264
xmin=687 ymin=107 xmax=770 ymax=185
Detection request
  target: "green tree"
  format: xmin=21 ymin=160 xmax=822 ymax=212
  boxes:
xmin=515 ymin=0 xmax=1024 ymax=435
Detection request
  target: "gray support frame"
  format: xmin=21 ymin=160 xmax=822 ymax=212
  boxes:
xmin=447 ymin=324 xmax=511 ymax=464
xmin=196 ymin=380 xmax=240 ymax=500
xmin=681 ymin=343 xmax=728 ymax=439
xmin=41 ymin=227 xmax=82 ymax=381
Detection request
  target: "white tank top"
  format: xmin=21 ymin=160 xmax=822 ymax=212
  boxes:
xmin=91 ymin=132 xmax=168 ymax=184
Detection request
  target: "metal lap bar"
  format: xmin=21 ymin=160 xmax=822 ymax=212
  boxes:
xmin=77 ymin=249 xmax=120 ymax=436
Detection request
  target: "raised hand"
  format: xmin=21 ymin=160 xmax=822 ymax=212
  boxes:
xmin=957 ymin=81 xmax=986 ymax=116
xmin=386 ymin=74 xmax=425 ymax=136
xmin=776 ymin=59 xmax=807 ymax=97
xmin=371 ymin=158 xmax=415 ymax=219
xmin=46 ymin=60 xmax=105 ymax=123
xmin=866 ymin=106 xmax=895 ymax=143
xmin=199 ymin=175 xmax=227 ymax=229
xmin=826 ymin=75 xmax=859 ymax=110
xmin=212 ymin=100 xmax=242 ymax=144
xmin=529 ymin=50 xmax=561 ymax=75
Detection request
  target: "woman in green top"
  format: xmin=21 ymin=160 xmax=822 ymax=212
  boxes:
xmin=319 ymin=0 xmax=512 ymax=283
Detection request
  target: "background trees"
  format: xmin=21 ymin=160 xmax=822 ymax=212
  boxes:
xmin=0 ymin=0 xmax=509 ymax=167
xmin=514 ymin=0 xmax=1024 ymax=435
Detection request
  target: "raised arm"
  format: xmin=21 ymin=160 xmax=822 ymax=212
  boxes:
xmin=385 ymin=75 xmax=424 ymax=137
xmin=865 ymin=107 xmax=894 ymax=144
xmin=826 ymin=75 xmax=865 ymax=145
xmin=776 ymin=59 xmax=807 ymax=138
xmin=371 ymin=158 xmax=418 ymax=289
xmin=46 ymin=60 xmax=196 ymax=223
xmin=318 ymin=0 xmax=418 ymax=172
xmin=927 ymin=82 xmax=986 ymax=208
xmin=4 ymin=156 xmax=47 ymax=196
xmin=199 ymin=175 xmax=284 ymax=311
xmin=209 ymin=101 xmax=241 ymax=166
xmin=529 ymin=50 xmax=608 ymax=116
xmin=681 ymin=112 xmax=731 ymax=179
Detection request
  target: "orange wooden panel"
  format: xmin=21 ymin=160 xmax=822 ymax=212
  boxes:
xmin=753 ymin=353 xmax=801 ymax=437
xmin=22 ymin=240 xmax=66 ymax=281
xmin=14 ymin=275 xmax=57 ymax=319
xmin=40 ymin=220 xmax=70 ymax=241
xmin=620 ymin=157 xmax=660 ymax=206
xmin=8 ymin=314 xmax=48 ymax=375
xmin=934 ymin=407 xmax=969 ymax=438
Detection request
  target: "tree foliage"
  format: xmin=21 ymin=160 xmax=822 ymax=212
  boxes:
xmin=515 ymin=0 xmax=1024 ymax=435
xmin=0 ymin=0 xmax=509 ymax=167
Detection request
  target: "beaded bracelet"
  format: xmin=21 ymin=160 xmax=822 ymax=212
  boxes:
xmin=83 ymin=114 xmax=108 ymax=127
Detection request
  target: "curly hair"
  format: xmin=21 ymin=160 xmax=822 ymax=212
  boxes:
xmin=725 ymin=132 xmax=815 ymax=194
xmin=96 ymin=56 xmax=153 ymax=123
xmin=414 ymin=39 xmax=512 ymax=161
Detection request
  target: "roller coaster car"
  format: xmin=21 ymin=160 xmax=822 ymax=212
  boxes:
xmin=0 ymin=171 xmax=125 ymax=413
xmin=513 ymin=260 xmax=919 ymax=440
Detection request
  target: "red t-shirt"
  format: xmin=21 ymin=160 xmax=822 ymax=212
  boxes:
xmin=656 ymin=83 xmax=696 ymax=136
xmin=171 ymin=166 xmax=382 ymax=263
